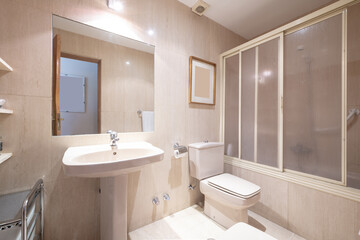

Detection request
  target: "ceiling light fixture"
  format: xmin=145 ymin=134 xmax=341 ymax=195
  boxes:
xmin=107 ymin=0 xmax=124 ymax=12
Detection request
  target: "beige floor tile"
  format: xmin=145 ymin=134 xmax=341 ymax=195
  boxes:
xmin=248 ymin=211 xmax=305 ymax=240
xmin=129 ymin=205 xmax=303 ymax=240
xmin=129 ymin=205 xmax=225 ymax=240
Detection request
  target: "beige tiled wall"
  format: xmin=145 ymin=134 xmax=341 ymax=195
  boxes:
xmin=225 ymin=164 xmax=360 ymax=240
xmin=0 ymin=0 xmax=245 ymax=238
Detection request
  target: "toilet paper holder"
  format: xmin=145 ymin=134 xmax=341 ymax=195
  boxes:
xmin=173 ymin=143 xmax=188 ymax=158
xmin=173 ymin=143 xmax=187 ymax=151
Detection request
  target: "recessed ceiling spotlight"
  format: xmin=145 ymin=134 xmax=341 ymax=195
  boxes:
xmin=125 ymin=61 xmax=130 ymax=65
xmin=192 ymin=0 xmax=209 ymax=16
xmin=107 ymin=0 xmax=124 ymax=12
xmin=147 ymin=29 xmax=155 ymax=36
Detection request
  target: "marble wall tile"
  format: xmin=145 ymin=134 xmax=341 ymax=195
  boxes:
xmin=44 ymin=178 xmax=100 ymax=240
xmin=0 ymin=95 xmax=24 ymax=156
xmin=154 ymin=49 xmax=188 ymax=108
xmin=0 ymin=96 xmax=52 ymax=194
xmin=288 ymin=183 xmax=357 ymax=240
xmin=355 ymin=202 xmax=360 ymax=239
xmin=0 ymin=0 xmax=51 ymax=97
xmin=322 ymin=193 xmax=356 ymax=240
xmin=226 ymin=166 xmax=289 ymax=228
xmin=225 ymin=163 xmax=360 ymax=240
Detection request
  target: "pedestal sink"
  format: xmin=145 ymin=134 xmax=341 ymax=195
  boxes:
xmin=62 ymin=142 xmax=164 ymax=240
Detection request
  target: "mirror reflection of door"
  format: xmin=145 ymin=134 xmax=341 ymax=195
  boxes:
xmin=52 ymin=34 xmax=61 ymax=136
xmin=52 ymin=34 xmax=101 ymax=136
xmin=59 ymin=54 xmax=101 ymax=136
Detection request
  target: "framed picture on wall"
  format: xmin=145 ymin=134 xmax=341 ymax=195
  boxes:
xmin=189 ymin=56 xmax=216 ymax=105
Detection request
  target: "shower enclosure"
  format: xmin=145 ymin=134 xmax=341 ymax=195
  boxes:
xmin=222 ymin=1 xmax=360 ymax=194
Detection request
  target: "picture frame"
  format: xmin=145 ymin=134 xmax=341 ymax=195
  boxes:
xmin=189 ymin=56 xmax=216 ymax=105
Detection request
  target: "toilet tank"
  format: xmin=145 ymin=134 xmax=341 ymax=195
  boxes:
xmin=188 ymin=142 xmax=224 ymax=180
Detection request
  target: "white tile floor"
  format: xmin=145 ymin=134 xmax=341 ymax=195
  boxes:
xmin=129 ymin=205 xmax=305 ymax=240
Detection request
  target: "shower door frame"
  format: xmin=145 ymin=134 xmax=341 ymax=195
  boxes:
xmin=236 ymin=33 xmax=284 ymax=172
xmin=220 ymin=0 xmax=360 ymax=202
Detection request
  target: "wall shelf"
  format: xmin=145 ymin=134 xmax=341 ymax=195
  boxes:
xmin=0 ymin=153 xmax=12 ymax=165
xmin=0 ymin=58 xmax=13 ymax=72
xmin=0 ymin=108 xmax=13 ymax=114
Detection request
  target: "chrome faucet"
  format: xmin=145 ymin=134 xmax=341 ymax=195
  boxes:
xmin=107 ymin=130 xmax=119 ymax=148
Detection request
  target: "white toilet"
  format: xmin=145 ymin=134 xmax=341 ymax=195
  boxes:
xmin=188 ymin=142 xmax=261 ymax=228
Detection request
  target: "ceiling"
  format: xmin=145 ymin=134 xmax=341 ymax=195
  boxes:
xmin=177 ymin=0 xmax=336 ymax=40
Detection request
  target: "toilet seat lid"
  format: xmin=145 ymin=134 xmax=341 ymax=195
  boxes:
xmin=207 ymin=173 xmax=260 ymax=199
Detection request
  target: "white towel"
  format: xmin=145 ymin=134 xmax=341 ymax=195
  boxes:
xmin=226 ymin=143 xmax=233 ymax=156
xmin=141 ymin=111 xmax=154 ymax=132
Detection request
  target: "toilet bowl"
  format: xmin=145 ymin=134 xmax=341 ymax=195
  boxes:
xmin=188 ymin=142 xmax=261 ymax=228
xmin=200 ymin=173 xmax=260 ymax=228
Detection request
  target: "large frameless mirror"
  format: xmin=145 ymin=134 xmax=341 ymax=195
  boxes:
xmin=52 ymin=15 xmax=155 ymax=136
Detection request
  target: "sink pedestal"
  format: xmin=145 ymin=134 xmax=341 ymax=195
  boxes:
xmin=62 ymin=142 xmax=164 ymax=240
xmin=100 ymin=175 xmax=128 ymax=240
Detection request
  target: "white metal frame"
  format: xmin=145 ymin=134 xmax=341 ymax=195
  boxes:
xmin=220 ymin=0 xmax=360 ymax=202
xmin=254 ymin=47 xmax=258 ymax=164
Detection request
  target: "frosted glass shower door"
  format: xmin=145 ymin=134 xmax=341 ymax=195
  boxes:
xmin=224 ymin=54 xmax=239 ymax=158
xmin=347 ymin=2 xmax=360 ymax=189
xmin=257 ymin=38 xmax=279 ymax=167
xmin=239 ymin=36 xmax=281 ymax=168
xmin=283 ymin=14 xmax=343 ymax=181
xmin=241 ymin=48 xmax=256 ymax=161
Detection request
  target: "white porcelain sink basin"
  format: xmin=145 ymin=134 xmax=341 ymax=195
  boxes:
xmin=62 ymin=142 xmax=164 ymax=177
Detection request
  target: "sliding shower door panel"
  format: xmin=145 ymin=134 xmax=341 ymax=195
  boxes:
xmin=284 ymin=14 xmax=343 ymax=181
xmin=257 ymin=38 xmax=280 ymax=168
xmin=240 ymin=48 xmax=256 ymax=162
xmin=347 ymin=2 xmax=360 ymax=189
xmin=224 ymin=54 xmax=240 ymax=158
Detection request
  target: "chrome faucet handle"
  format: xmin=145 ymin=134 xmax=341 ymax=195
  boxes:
xmin=106 ymin=130 xmax=118 ymax=139
xmin=107 ymin=130 xmax=119 ymax=148
xmin=106 ymin=130 xmax=115 ymax=134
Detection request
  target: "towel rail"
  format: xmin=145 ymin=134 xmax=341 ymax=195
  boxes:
xmin=22 ymin=179 xmax=44 ymax=240
xmin=0 ymin=179 xmax=44 ymax=240
xmin=347 ymin=108 xmax=360 ymax=121
xmin=137 ymin=109 xmax=142 ymax=117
